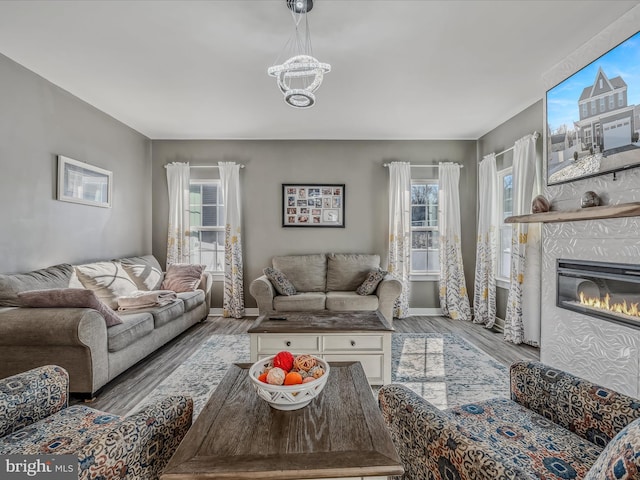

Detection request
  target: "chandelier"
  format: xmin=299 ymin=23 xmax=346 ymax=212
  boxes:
xmin=267 ymin=0 xmax=331 ymax=109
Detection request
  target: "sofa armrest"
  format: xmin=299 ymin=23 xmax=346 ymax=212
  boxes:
xmin=249 ymin=275 xmax=276 ymax=314
xmin=0 ymin=308 xmax=109 ymax=394
xmin=0 ymin=365 xmax=69 ymax=437
xmin=510 ymin=361 xmax=640 ymax=445
xmin=199 ymin=271 xmax=213 ymax=313
xmin=376 ymin=276 xmax=402 ymax=323
xmin=77 ymin=395 xmax=193 ymax=480
xmin=378 ymin=384 xmax=529 ymax=480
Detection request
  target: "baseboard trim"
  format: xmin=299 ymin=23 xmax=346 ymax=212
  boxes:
xmin=210 ymin=308 xmax=443 ymax=317
xmin=408 ymin=308 xmax=443 ymax=316
xmin=208 ymin=308 xmax=260 ymax=317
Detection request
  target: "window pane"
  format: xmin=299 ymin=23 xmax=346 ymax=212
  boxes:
xmin=411 ymin=251 xmax=427 ymax=271
xmin=426 ymin=184 xmax=439 ymax=204
xmin=427 ymin=206 xmax=438 ymax=226
xmin=412 ymin=231 xmax=428 ymax=249
xmin=428 ymin=231 xmax=440 ymax=249
xmin=202 ymin=184 xmax=217 ymax=204
xmin=202 ymin=206 xmax=218 ymax=226
xmin=503 ymin=174 xmax=513 ymax=219
xmin=190 ymin=206 xmax=203 ymax=226
xmin=499 ymin=226 xmax=512 ymax=279
xmin=427 ymin=249 xmax=439 ymax=272
xmin=411 ymin=206 xmax=426 ymax=226
xmin=411 ymin=185 xmax=426 ymax=205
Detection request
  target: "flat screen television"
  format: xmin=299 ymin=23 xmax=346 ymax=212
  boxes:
xmin=546 ymin=30 xmax=640 ymax=186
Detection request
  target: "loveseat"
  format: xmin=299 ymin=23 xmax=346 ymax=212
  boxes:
xmin=0 ymin=254 xmax=211 ymax=396
xmin=249 ymin=253 xmax=402 ymax=323
xmin=0 ymin=365 xmax=192 ymax=480
xmin=379 ymin=361 xmax=640 ymax=479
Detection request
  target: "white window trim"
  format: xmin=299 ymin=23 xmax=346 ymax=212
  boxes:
xmin=410 ymin=179 xmax=440 ymax=279
xmin=496 ymin=166 xmax=512 ymax=287
xmin=189 ymin=179 xmax=225 ymax=274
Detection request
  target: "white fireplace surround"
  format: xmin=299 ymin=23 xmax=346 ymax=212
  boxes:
xmin=540 ymin=5 xmax=640 ymax=397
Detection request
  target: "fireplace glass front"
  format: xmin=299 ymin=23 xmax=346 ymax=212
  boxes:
xmin=557 ymin=259 xmax=640 ymax=330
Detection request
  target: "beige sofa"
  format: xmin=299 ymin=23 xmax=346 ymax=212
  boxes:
xmin=249 ymin=253 xmax=401 ymax=322
xmin=0 ymin=254 xmax=211 ymax=396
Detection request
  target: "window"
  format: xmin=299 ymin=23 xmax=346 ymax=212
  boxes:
xmin=591 ymin=100 xmax=596 ymax=114
xmin=497 ymin=168 xmax=513 ymax=282
xmin=609 ymin=95 xmax=614 ymax=109
xmin=618 ymin=92 xmax=624 ymax=107
xmin=189 ymin=180 xmax=225 ymax=273
xmin=410 ymin=181 xmax=439 ymax=276
xmin=581 ymin=103 xmax=588 ymax=117
xmin=599 ymin=97 xmax=605 ymax=112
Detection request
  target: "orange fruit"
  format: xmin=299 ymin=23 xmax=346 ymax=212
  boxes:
xmin=258 ymin=372 xmax=268 ymax=383
xmin=284 ymin=371 xmax=303 ymax=385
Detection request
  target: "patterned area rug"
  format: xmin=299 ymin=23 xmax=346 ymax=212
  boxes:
xmin=391 ymin=333 xmax=509 ymax=409
xmin=130 ymin=333 xmax=508 ymax=418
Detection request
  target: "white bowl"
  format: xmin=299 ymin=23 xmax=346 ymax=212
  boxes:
xmin=248 ymin=354 xmax=330 ymax=411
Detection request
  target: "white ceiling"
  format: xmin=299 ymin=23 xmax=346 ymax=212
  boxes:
xmin=0 ymin=0 xmax=638 ymax=140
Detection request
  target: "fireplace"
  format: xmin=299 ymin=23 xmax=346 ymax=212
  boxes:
xmin=557 ymin=259 xmax=640 ymax=330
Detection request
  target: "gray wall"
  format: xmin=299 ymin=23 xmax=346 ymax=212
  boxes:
xmin=0 ymin=53 xmax=152 ymax=273
xmin=476 ymin=100 xmax=543 ymax=319
xmin=151 ymin=140 xmax=477 ymax=310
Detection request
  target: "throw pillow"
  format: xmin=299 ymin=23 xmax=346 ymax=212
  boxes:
xmin=161 ymin=264 xmax=205 ymax=293
xmin=119 ymin=255 xmax=165 ymax=290
xmin=356 ymin=268 xmax=387 ymax=296
xmin=17 ymin=288 xmax=123 ymax=327
xmin=264 ymin=267 xmax=297 ymax=296
xmin=75 ymin=261 xmax=138 ymax=309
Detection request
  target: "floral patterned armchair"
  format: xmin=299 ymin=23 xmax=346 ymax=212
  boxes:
xmin=0 ymin=365 xmax=192 ymax=479
xmin=379 ymin=361 xmax=640 ymax=479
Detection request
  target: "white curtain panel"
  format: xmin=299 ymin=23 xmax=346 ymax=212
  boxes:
xmin=473 ymin=154 xmax=498 ymax=327
xmin=387 ymin=162 xmax=411 ymax=318
xmin=218 ymin=162 xmax=245 ymax=319
xmin=438 ymin=163 xmax=471 ymax=321
xmin=166 ymin=162 xmax=191 ymax=266
xmin=504 ymin=134 xmax=541 ymax=345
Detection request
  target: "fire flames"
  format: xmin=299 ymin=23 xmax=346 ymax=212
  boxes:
xmin=579 ymin=292 xmax=640 ymax=318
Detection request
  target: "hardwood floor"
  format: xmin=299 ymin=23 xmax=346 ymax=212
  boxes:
xmin=76 ymin=315 xmax=539 ymax=415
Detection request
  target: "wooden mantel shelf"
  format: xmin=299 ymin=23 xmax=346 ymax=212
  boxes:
xmin=505 ymin=202 xmax=640 ymax=224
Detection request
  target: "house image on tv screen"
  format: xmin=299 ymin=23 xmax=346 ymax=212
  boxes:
xmin=548 ymin=66 xmax=640 ymax=184
xmin=575 ymin=67 xmax=636 ymax=153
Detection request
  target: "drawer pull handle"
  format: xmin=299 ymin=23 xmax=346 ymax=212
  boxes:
xmin=286 ymin=341 xmax=292 ymax=347
xmin=351 ymin=340 xmax=356 ymax=347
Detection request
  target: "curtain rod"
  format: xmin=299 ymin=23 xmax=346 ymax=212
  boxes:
xmin=382 ymin=163 xmax=463 ymax=168
xmin=493 ymin=131 xmax=539 ymax=158
xmin=163 ymin=164 xmax=245 ymax=169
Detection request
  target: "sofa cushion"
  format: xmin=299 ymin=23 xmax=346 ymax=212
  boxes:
xmin=0 ymin=404 xmax=120 ymax=454
xmin=75 ymin=261 xmax=138 ymax=310
xmin=447 ymin=398 xmax=603 ymax=479
xmin=326 ymin=291 xmax=379 ymax=311
xmin=273 ymin=292 xmax=326 ymax=311
xmin=176 ymin=290 xmax=205 ymax=312
xmin=17 ymin=288 xmax=123 ymax=327
xmin=326 ymin=254 xmax=380 ymax=291
xmin=149 ymin=300 xmax=185 ymax=328
xmin=264 ymin=267 xmax=297 ymax=296
xmin=107 ymin=312 xmax=154 ymax=352
xmin=161 ymin=264 xmax=205 ymax=293
xmin=0 ymin=264 xmax=75 ymax=307
xmin=356 ymin=268 xmax=388 ymax=295
xmin=119 ymin=255 xmax=164 ymax=291
xmin=272 ymin=254 xmax=327 ymax=292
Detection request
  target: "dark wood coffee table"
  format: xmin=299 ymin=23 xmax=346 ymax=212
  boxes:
xmin=161 ymin=361 xmax=403 ymax=480
xmin=248 ymin=311 xmax=394 ymax=385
